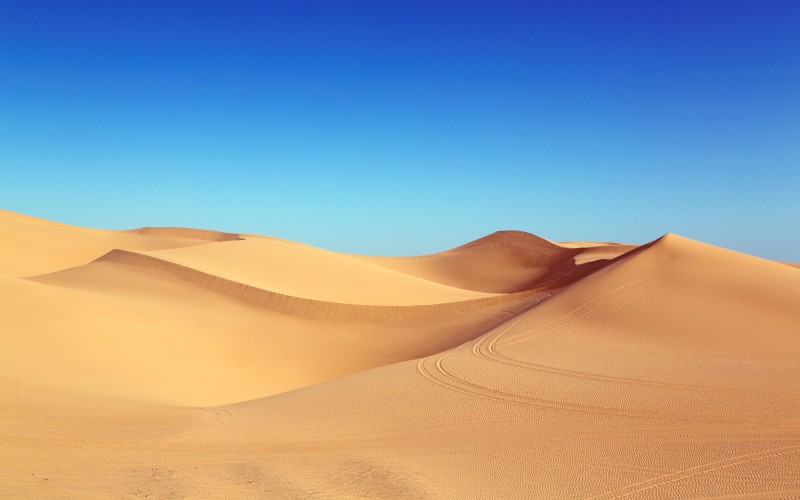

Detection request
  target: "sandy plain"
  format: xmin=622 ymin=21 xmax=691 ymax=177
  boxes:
xmin=1 ymin=208 xmax=799 ymax=498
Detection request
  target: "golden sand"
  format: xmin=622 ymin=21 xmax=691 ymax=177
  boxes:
xmin=1 ymin=209 xmax=798 ymax=498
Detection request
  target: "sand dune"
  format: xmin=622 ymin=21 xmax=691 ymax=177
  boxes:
xmin=359 ymin=230 xmax=632 ymax=293
xmin=131 ymin=236 xmax=500 ymax=306
xmin=1 ymin=210 xmax=798 ymax=498
xmin=0 ymin=209 xmax=233 ymax=277
xmin=5 ymin=217 xmax=571 ymax=404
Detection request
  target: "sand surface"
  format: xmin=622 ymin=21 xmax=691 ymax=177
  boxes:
xmin=1 ymin=209 xmax=799 ymax=498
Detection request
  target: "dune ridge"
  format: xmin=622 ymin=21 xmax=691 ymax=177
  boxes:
xmin=90 ymin=248 xmax=545 ymax=321
xmin=139 ymin=236 xmax=501 ymax=305
xmin=130 ymin=226 xmax=243 ymax=242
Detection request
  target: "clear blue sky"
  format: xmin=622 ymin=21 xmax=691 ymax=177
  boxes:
xmin=1 ymin=1 xmax=798 ymax=259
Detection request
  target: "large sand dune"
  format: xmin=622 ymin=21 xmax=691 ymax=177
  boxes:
xmin=1 ymin=209 xmax=798 ymax=498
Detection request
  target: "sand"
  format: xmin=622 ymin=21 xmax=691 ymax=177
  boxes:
xmin=1 ymin=209 xmax=798 ymax=498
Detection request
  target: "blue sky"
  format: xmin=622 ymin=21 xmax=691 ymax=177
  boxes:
xmin=1 ymin=1 xmax=798 ymax=259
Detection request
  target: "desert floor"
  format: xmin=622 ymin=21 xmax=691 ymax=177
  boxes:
xmin=1 ymin=208 xmax=799 ymax=498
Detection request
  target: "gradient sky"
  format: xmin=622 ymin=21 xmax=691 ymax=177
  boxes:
xmin=1 ymin=1 xmax=798 ymax=259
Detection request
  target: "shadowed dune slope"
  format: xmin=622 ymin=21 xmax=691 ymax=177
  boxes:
xmin=181 ymin=233 xmax=800 ymax=497
xmin=564 ymin=242 xmax=638 ymax=264
xmin=0 ymin=209 xmax=237 ymax=277
xmin=359 ymin=230 xmax=633 ymax=293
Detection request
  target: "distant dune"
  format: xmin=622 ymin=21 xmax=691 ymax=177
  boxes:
xmin=0 ymin=209 xmax=233 ymax=277
xmin=359 ymin=230 xmax=636 ymax=292
xmin=1 ymin=209 xmax=798 ymax=498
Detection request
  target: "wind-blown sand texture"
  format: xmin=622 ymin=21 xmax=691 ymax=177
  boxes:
xmin=1 ymin=209 xmax=798 ymax=498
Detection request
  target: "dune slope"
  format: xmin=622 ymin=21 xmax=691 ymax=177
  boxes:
xmin=172 ymin=233 xmax=800 ymax=498
xmin=5 ymin=260 xmax=540 ymax=405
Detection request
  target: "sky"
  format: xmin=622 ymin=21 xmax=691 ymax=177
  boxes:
xmin=1 ymin=1 xmax=798 ymax=259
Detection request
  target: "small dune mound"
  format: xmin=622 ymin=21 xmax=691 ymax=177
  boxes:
xmin=129 ymin=227 xmax=242 ymax=242
xmin=359 ymin=230 xmax=632 ymax=293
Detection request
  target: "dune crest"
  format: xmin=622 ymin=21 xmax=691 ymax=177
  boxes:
xmin=130 ymin=226 xmax=243 ymax=242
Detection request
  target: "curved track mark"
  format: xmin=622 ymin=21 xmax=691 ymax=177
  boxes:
xmin=586 ymin=443 xmax=800 ymax=500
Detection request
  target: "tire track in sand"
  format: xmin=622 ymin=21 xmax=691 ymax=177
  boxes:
xmin=586 ymin=442 xmax=800 ymax=499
